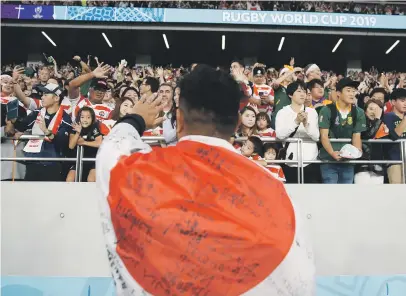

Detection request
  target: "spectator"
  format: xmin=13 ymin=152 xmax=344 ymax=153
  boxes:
xmin=354 ymin=99 xmax=386 ymax=184
xmin=104 ymin=96 xmax=135 ymax=130
xmin=319 ymin=78 xmax=366 ymax=184
xmin=1 ymin=74 xmax=27 ymax=181
xmin=240 ymin=136 xmax=264 ymax=159
xmin=276 ymin=81 xmax=320 ymax=183
xmin=121 ymin=86 xmax=140 ymax=102
xmin=231 ymin=106 xmax=257 ymax=145
xmin=67 ymin=106 xmax=102 ymax=182
xmin=307 ymin=78 xmax=332 ymax=111
xmin=7 ymin=83 xmax=72 ymax=181
xmin=256 ymin=112 xmax=275 ymax=137
xmin=140 ymin=77 xmax=159 ymax=99
xmin=68 ymin=62 xmax=112 ymax=122
xmin=263 ymin=143 xmax=286 ymax=182
xmin=251 ymin=66 xmax=274 ymax=114
xmin=383 ymin=88 xmax=406 ymax=184
xmin=270 ymin=67 xmax=295 ymax=129
xmin=370 ymin=87 xmax=387 ymax=106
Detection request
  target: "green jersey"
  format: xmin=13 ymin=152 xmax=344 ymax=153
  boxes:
xmin=318 ymin=104 xmax=366 ymax=160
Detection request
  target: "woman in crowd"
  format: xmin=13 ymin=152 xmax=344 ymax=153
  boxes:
xmin=163 ymin=87 xmax=178 ymax=146
xmin=1 ymin=74 xmax=27 ymax=181
xmin=103 ymin=96 xmax=135 ymax=130
xmin=354 ymin=99 xmax=386 ymax=184
xmin=230 ymin=106 xmax=258 ymax=146
xmin=275 ymin=81 xmax=320 ymax=183
xmin=121 ymin=86 xmax=140 ymax=102
xmin=66 ymin=106 xmax=102 ymax=182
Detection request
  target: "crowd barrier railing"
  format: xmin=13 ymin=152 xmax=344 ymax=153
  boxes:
xmin=1 ymin=135 xmax=406 ymax=184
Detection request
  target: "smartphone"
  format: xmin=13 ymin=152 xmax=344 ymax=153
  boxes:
xmin=6 ymin=99 xmax=19 ymax=120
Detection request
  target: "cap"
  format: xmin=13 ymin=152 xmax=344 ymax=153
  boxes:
xmin=90 ymin=79 xmax=108 ymax=91
xmin=336 ymin=77 xmax=360 ymax=92
xmin=390 ymin=88 xmax=406 ymax=100
xmin=253 ymin=67 xmax=265 ymax=76
xmin=37 ymin=83 xmax=63 ymax=96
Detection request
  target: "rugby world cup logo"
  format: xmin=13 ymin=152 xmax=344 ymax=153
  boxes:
xmin=33 ymin=6 xmax=43 ymax=19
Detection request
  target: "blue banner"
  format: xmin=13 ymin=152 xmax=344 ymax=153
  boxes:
xmin=2 ymin=275 xmax=406 ymax=295
xmin=1 ymin=4 xmax=406 ymax=30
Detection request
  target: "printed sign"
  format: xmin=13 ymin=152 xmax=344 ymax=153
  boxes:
xmin=1 ymin=4 xmax=406 ymax=30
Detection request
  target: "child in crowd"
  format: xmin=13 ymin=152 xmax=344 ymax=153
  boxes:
xmin=66 ymin=106 xmax=102 ymax=182
xmin=256 ymin=112 xmax=275 ymax=137
xmin=240 ymin=136 xmax=264 ymax=160
xmin=263 ymin=143 xmax=286 ymax=182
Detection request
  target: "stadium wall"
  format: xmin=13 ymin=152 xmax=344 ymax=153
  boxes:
xmin=1 ymin=183 xmax=406 ymax=295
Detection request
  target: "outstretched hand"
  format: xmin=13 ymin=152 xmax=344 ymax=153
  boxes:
xmin=131 ymin=93 xmax=165 ymax=129
xmin=92 ymin=63 xmax=111 ymax=79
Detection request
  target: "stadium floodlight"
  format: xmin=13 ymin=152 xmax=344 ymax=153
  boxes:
xmin=163 ymin=34 xmax=170 ymax=49
xmin=102 ymin=33 xmax=113 ymax=48
xmin=386 ymin=40 xmax=400 ymax=54
xmin=41 ymin=31 xmax=56 ymax=47
xmin=222 ymin=35 xmax=225 ymax=50
xmin=332 ymin=38 xmax=343 ymax=53
xmin=278 ymin=37 xmax=285 ymax=51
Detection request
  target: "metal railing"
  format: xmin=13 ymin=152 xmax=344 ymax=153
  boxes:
xmin=1 ymin=135 xmax=406 ymax=184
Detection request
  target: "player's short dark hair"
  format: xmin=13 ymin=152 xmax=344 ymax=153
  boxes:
xmin=178 ymin=64 xmax=242 ymax=137
xmin=145 ymin=77 xmax=159 ymax=93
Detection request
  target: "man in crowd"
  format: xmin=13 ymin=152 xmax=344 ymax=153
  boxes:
xmin=4 ymin=83 xmax=72 ymax=181
xmin=31 ymin=66 xmax=51 ymax=99
xmin=251 ymin=66 xmax=274 ymax=113
xmin=383 ymin=88 xmax=406 ymax=184
xmin=158 ymin=82 xmax=174 ymax=113
xmin=307 ymin=78 xmax=332 ymax=111
xmin=68 ymin=63 xmax=113 ymax=121
xmin=230 ymin=59 xmax=254 ymax=110
xmin=96 ymin=65 xmax=315 ymax=296
xmin=140 ymin=77 xmax=159 ymax=99
xmin=370 ymin=87 xmax=387 ymax=105
xmin=270 ymin=67 xmax=295 ymax=129
xmin=319 ymin=77 xmax=366 ymax=183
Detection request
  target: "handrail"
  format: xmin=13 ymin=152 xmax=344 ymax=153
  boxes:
xmin=1 ymin=135 xmax=405 ymax=184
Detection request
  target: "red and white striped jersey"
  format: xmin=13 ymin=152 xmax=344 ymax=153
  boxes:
xmin=266 ymin=164 xmax=286 ymax=183
xmin=72 ymin=95 xmax=113 ymax=122
xmin=252 ymin=84 xmax=275 ymax=113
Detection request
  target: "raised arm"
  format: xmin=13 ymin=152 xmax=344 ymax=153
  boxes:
xmin=68 ymin=63 xmax=110 ymax=100
xmin=96 ymin=93 xmax=164 ymax=197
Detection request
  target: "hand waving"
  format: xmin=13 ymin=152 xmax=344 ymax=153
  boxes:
xmin=131 ymin=93 xmax=165 ymax=129
xmin=72 ymin=122 xmax=82 ymax=133
xmin=12 ymin=66 xmax=25 ymax=82
xmin=92 ymin=63 xmax=111 ymax=79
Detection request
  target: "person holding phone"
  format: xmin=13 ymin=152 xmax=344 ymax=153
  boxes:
xmin=5 ymin=83 xmax=72 ymax=181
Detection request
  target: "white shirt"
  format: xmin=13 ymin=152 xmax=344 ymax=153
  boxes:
xmin=275 ymin=105 xmax=320 ymax=167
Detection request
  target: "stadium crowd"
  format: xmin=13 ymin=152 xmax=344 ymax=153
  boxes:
xmin=1 ymin=55 xmax=406 ymax=184
xmin=3 ymin=0 xmax=405 ymax=15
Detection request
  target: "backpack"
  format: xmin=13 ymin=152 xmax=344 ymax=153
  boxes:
xmin=327 ymin=103 xmax=357 ymax=138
